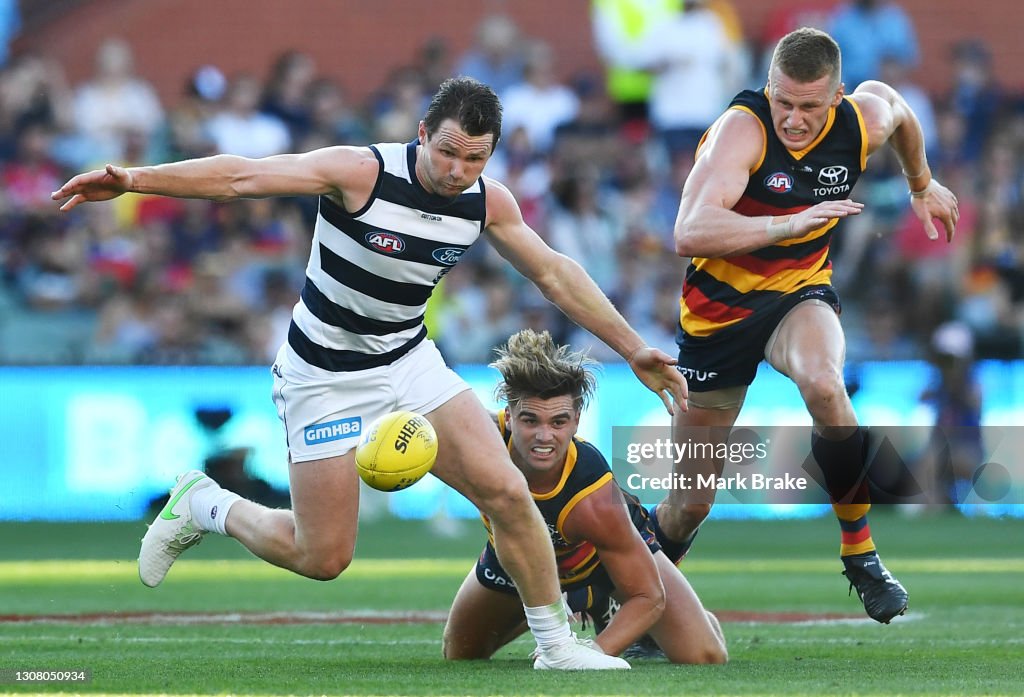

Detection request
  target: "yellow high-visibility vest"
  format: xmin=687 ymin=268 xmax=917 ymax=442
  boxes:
xmin=593 ymin=0 xmax=684 ymax=103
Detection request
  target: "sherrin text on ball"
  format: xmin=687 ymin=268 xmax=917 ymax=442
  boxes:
xmin=354 ymin=411 xmax=437 ymax=491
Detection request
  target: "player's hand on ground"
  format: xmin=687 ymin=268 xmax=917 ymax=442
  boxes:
xmin=626 ymin=346 xmax=688 ymax=415
xmin=910 ymin=179 xmax=958 ymax=243
xmin=51 ymin=164 xmax=134 ymax=212
xmin=787 ymin=199 xmax=864 ymax=238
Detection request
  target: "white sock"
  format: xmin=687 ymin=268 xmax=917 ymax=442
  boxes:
xmin=189 ymin=484 xmax=242 ymax=536
xmin=523 ymin=601 xmax=573 ymax=651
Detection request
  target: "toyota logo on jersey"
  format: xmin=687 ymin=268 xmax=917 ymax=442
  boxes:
xmin=764 ymin=172 xmax=794 ymax=193
xmin=818 ymin=166 xmax=849 ymax=186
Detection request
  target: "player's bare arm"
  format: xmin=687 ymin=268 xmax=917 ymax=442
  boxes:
xmin=561 ymin=483 xmax=664 ymax=657
xmin=675 ymin=109 xmax=864 ymax=259
xmin=851 ymin=81 xmax=959 ymax=242
xmin=51 ymin=146 xmax=380 ymax=213
xmin=483 ymin=177 xmax=687 ymax=414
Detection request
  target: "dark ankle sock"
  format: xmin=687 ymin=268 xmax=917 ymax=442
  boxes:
xmin=811 ymin=428 xmax=876 ymax=556
xmin=811 ymin=427 xmax=869 ymax=505
xmin=649 ymin=505 xmax=698 ymax=564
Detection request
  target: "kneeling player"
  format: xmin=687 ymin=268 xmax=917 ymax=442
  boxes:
xmin=443 ymin=330 xmax=727 ymax=663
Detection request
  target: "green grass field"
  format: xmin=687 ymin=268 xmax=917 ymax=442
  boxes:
xmin=1 ymin=512 xmax=1022 ymax=697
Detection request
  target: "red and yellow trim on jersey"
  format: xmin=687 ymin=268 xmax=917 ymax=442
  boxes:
xmin=556 ymin=540 xmax=600 ymax=583
xmin=680 ymin=221 xmax=837 ymax=337
xmin=556 ymin=472 xmax=614 ymax=540
xmin=845 ymin=96 xmax=870 ymax=171
xmin=712 ymin=105 xmax=768 ymax=174
xmin=552 ymin=472 xmax=612 ymax=583
xmin=690 ymin=224 xmax=835 ymax=293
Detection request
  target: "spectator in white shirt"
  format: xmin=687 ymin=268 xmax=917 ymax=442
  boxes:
xmin=204 ymin=74 xmax=291 ymax=159
xmin=500 ymin=41 xmax=579 ymax=154
xmin=72 ymin=37 xmax=164 ymax=163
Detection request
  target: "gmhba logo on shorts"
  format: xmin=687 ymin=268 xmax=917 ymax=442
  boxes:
xmin=304 ymin=416 xmax=362 ymax=445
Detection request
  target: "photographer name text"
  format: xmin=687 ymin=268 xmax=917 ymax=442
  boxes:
xmin=626 ymin=472 xmax=808 ymax=491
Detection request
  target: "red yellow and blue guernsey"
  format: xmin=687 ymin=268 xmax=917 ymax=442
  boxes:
xmin=679 ymin=88 xmax=868 ymax=339
xmin=474 ymin=411 xmax=659 ymax=610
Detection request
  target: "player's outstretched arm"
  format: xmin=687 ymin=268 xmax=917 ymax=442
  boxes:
xmin=674 ymin=110 xmax=863 ymax=258
xmin=51 ymin=163 xmax=133 ymax=211
xmin=852 ymin=81 xmax=959 ymax=243
xmin=483 ymin=178 xmax=687 ymax=414
xmin=562 ymin=482 xmax=665 ymax=657
xmin=52 ymin=147 xmax=377 ymax=212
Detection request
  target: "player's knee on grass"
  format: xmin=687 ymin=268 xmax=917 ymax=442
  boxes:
xmin=665 ymin=641 xmax=728 ymax=665
xmin=699 ymin=624 xmax=729 ymax=665
xmin=660 ymin=622 xmax=728 ymax=664
xmin=442 ymin=626 xmax=497 ymax=660
xmin=702 ymin=611 xmax=729 ymax=664
xmin=693 ymin=643 xmax=729 ymax=665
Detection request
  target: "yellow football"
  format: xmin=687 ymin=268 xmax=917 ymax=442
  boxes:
xmin=354 ymin=411 xmax=438 ymax=492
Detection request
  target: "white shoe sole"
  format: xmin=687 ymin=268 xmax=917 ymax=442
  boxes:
xmin=138 ymin=471 xmax=212 ymax=587
xmin=533 ymin=642 xmax=630 ymax=670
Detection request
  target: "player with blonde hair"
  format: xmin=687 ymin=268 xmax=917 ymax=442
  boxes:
xmin=444 ymin=329 xmax=725 ymax=663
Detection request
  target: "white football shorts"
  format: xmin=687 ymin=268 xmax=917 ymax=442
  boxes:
xmin=271 ymin=338 xmax=470 ymax=462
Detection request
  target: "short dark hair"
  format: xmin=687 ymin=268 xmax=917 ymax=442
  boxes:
xmin=423 ymin=76 xmax=502 ymax=148
xmin=491 ymin=329 xmax=597 ymax=412
xmin=771 ymin=27 xmax=842 ymax=89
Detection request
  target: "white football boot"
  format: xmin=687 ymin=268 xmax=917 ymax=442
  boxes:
xmin=138 ymin=470 xmax=214 ymax=587
xmin=533 ymin=635 xmax=631 ymax=670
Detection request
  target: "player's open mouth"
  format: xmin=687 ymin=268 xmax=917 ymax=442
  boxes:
xmin=532 ymin=446 xmax=554 ymax=457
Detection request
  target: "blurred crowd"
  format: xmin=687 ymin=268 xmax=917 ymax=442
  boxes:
xmin=1 ymin=0 xmax=1022 ymax=369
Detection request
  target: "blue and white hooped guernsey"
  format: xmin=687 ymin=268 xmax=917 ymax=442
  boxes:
xmin=287 ymin=140 xmax=486 ymax=372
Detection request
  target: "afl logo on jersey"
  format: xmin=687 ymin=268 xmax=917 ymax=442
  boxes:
xmin=764 ymin=172 xmax=793 ymax=193
xmin=432 ymin=247 xmax=465 ymax=266
xmin=366 ymin=231 xmax=405 ymax=254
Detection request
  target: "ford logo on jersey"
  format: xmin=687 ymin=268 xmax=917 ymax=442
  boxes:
xmin=366 ymin=231 xmax=405 ymax=254
xmin=764 ymin=172 xmax=793 ymax=193
xmin=304 ymin=416 xmax=362 ymax=445
xmin=432 ymin=247 xmax=465 ymax=266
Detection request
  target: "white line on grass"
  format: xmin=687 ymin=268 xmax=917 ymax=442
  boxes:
xmin=3 ymin=634 xmax=1022 ymax=648
xmin=1 ymin=635 xmax=439 ymax=646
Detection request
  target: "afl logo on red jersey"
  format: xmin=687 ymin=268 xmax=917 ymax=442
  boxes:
xmin=366 ymin=231 xmax=405 ymax=254
xmin=764 ymin=172 xmax=793 ymax=193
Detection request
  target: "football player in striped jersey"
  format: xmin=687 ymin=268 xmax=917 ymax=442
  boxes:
xmin=53 ymin=77 xmax=688 ymax=670
xmin=654 ymin=27 xmax=958 ymax=624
